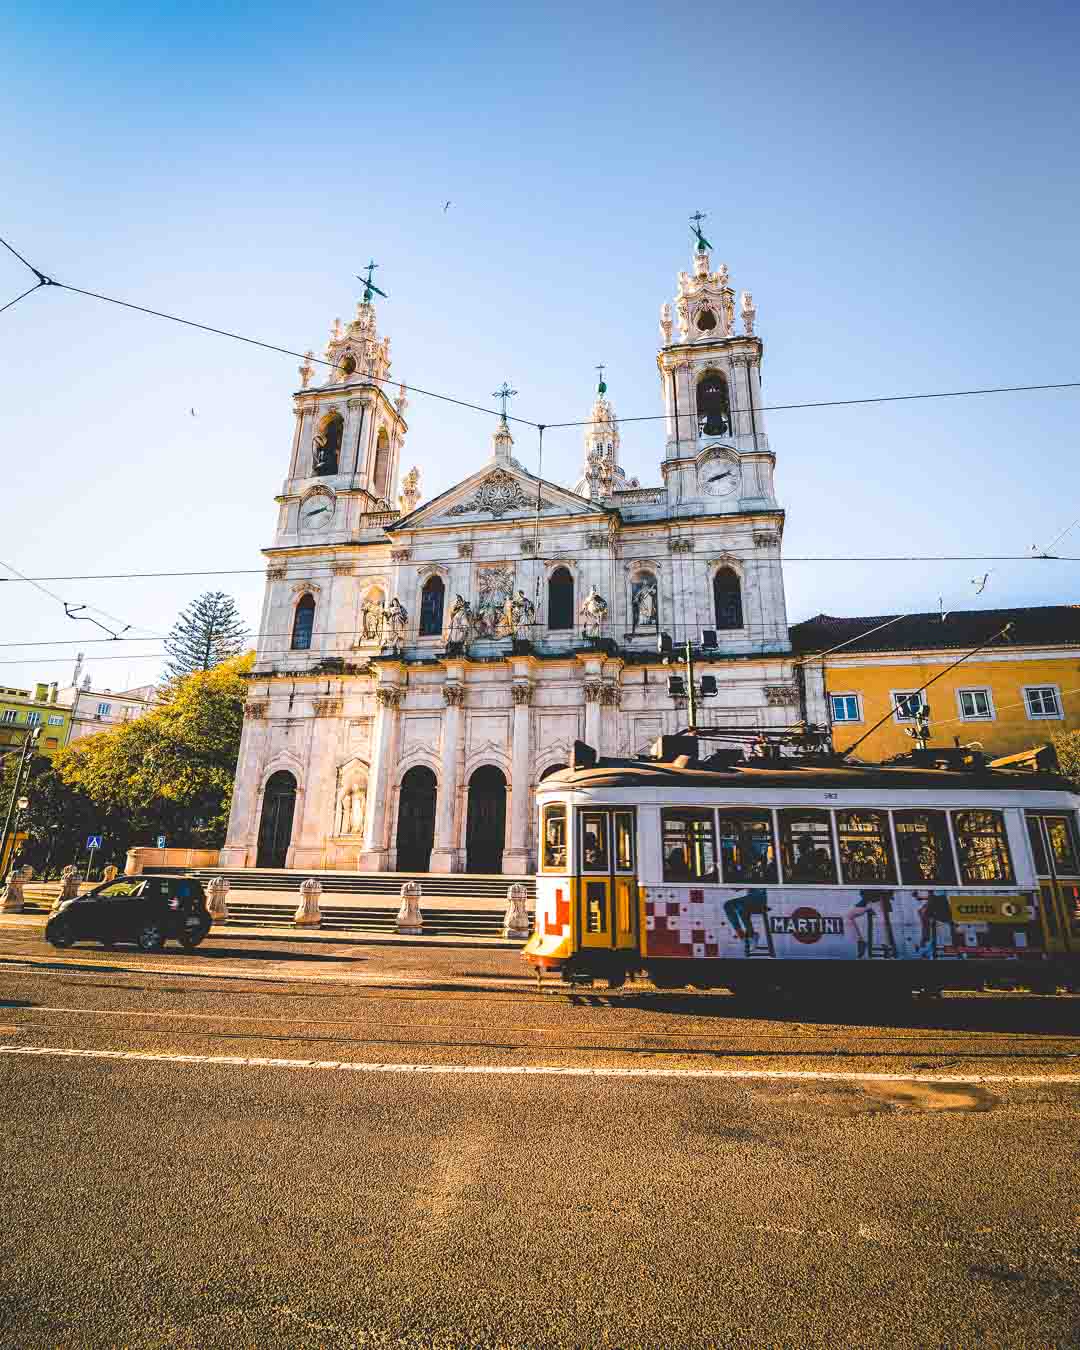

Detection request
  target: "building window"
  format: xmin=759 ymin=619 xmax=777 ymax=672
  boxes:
xmin=952 ymin=809 xmax=1014 ymax=884
xmin=0 ymin=710 xmax=16 ymax=725
xmin=373 ymin=429 xmax=390 ymax=499
xmin=892 ymin=691 xmax=924 ymax=722
xmin=47 ymin=714 xmax=64 ymax=726
xmin=419 ymin=576 xmax=445 ymax=637
xmin=713 ymin=568 xmax=743 ymax=630
xmin=661 ymin=808 xmax=718 ymax=882
xmin=312 ymin=413 xmax=343 ymax=476
xmin=696 ymin=372 xmax=730 ymax=438
xmin=830 ymin=694 xmax=861 ymax=723
xmin=26 ymin=711 xmax=42 ymax=726
xmin=958 ymin=688 xmax=993 ymax=720
xmin=97 ymin=702 xmax=112 ymax=716
xmin=547 ymin=567 xmax=574 ymax=631
xmin=1024 ymin=685 xmax=1062 ymax=719
xmin=291 ymin=594 xmax=316 ymax=650
xmin=45 ymin=737 xmax=58 ymax=748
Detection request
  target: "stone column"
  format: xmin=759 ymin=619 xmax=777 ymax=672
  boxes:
xmin=342 ymin=398 xmax=364 ymax=480
xmin=359 ymin=677 xmax=403 ymax=871
xmin=429 ymin=680 xmax=464 ymax=873
xmin=600 ymin=681 xmax=622 ymax=758
xmin=584 ymin=677 xmax=603 ymax=747
xmin=289 ymin=693 xmax=342 ymax=870
xmin=503 ymin=681 xmax=533 ymax=875
xmin=219 ymin=698 xmax=271 ymax=868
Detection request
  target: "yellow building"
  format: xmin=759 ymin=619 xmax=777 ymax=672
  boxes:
xmin=0 ymin=681 xmax=72 ymax=760
xmin=791 ymin=606 xmax=1080 ymax=762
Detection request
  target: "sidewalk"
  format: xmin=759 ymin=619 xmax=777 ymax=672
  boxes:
xmin=0 ymin=911 xmax=525 ymax=951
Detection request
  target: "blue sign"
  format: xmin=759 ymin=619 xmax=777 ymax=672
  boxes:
xmin=156 ymin=836 xmax=166 ymax=849
xmin=86 ymin=835 xmax=103 ymax=850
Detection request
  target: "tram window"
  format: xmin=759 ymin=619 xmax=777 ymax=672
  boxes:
xmin=951 ymin=810 xmax=1014 ymax=885
xmin=581 ymin=813 xmax=609 ymax=872
xmin=1026 ymin=816 xmax=1050 ymax=876
xmin=542 ymin=805 xmax=567 ymax=871
xmin=836 ymin=809 xmax=896 ymax=885
xmin=894 ymin=810 xmax=957 ymax=885
xmin=1046 ymin=815 xmax=1080 ymax=876
xmin=778 ymin=810 xmax=837 ymax=884
xmin=661 ymin=809 xmax=718 ymax=882
xmin=614 ymin=812 xmax=635 ymax=872
xmin=717 ymin=810 xmax=777 ymax=884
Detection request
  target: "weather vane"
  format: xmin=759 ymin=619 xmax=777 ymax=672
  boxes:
xmin=356 ymin=260 xmax=388 ymax=303
xmin=493 ymin=381 xmax=517 ymax=421
xmin=689 ymin=211 xmax=713 ymax=252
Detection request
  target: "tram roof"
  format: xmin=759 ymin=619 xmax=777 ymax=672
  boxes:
xmin=540 ymin=758 xmax=1080 ymax=795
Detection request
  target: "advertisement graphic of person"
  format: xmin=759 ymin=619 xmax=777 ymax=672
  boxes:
xmin=913 ymin=890 xmax=951 ymax=958
xmin=724 ymin=888 xmax=768 ymax=944
xmin=844 ymin=890 xmax=896 ymax=958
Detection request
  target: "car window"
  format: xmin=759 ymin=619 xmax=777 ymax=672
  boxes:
xmin=96 ymin=882 xmax=144 ymax=899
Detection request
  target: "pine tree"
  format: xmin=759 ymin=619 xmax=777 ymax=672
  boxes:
xmin=163 ymin=591 xmax=250 ymax=680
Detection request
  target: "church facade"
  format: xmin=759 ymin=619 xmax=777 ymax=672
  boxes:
xmin=220 ymin=241 xmax=811 ymax=874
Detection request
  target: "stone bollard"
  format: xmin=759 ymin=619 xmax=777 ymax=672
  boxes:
xmin=294 ymin=877 xmax=322 ymax=928
xmin=206 ymin=876 xmax=230 ymax=925
xmin=51 ymin=865 xmax=80 ymax=913
xmin=502 ymin=883 xmax=531 ymax=941
xmin=1 ymin=872 xmax=25 ymax=914
xmin=397 ymin=881 xmax=423 ymax=935
xmin=102 ymin=864 xmax=119 ymax=882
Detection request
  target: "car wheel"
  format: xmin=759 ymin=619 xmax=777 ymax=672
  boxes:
xmin=135 ymin=921 xmax=165 ymax=952
xmin=178 ymin=922 xmax=210 ymax=950
xmin=46 ymin=921 xmax=75 ymax=949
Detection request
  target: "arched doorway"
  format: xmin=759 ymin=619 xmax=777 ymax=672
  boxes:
xmin=256 ymin=771 xmax=297 ymax=868
xmin=396 ymin=766 xmax=437 ymax=872
xmin=466 ymin=765 xmax=507 ymax=873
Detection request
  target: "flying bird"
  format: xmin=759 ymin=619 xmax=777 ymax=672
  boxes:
xmin=971 ymin=571 xmax=992 ymax=594
xmin=443 ymin=200 xmax=452 ymax=212
xmin=190 ymin=408 xmax=197 ymax=417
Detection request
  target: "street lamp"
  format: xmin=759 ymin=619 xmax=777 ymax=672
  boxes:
xmin=658 ymin=632 xmax=719 ymax=732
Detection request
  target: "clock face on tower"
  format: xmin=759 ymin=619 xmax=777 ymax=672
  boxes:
xmin=299 ymin=490 xmax=336 ymax=533
xmin=703 ymin=465 xmax=739 ymax=497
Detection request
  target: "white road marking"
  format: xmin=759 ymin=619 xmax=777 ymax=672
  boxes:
xmin=0 ymin=1044 xmax=1077 ymax=1085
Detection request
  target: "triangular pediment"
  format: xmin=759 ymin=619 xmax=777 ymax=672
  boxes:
xmin=392 ymin=462 xmax=605 ymax=531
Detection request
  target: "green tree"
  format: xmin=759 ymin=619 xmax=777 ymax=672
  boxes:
xmin=1052 ymin=729 xmax=1080 ymax=787
xmin=0 ymin=753 xmax=125 ymax=878
xmin=58 ymin=652 xmax=254 ymax=848
xmin=164 ymin=590 xmax=249 ymax=680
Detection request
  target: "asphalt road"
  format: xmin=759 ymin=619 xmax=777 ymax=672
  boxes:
xmin=0 ymin=924 xmax=1078 ymax=1348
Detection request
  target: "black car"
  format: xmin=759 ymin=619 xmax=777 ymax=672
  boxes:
xmin=45 ymin=876 xmax=212 ymax=952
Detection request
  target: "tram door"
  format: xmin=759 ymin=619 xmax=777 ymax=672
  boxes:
xmin=1026 ymin=812 xmax=1080 ymax=954
xmin=577 ymin=809 xmax=638 ymax=952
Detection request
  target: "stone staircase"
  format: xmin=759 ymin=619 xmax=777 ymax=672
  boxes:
xmin=142 ymin=867 xmax=535 ymax=903
xmin=223 ymin=900 xmax=519 ymax=938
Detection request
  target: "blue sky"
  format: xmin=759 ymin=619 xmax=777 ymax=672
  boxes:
xmin=1 ymin=0 xmax=1077 ymax=689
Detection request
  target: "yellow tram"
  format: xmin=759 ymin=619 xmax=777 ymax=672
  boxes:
xmin=524 ymin=743 xmax=1080 ymax=993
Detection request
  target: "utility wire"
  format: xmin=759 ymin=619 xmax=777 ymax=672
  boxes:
xmin=3 ymin=234 xmax=1078 ymax=432
xmin=0 ymin=282 xmax=44 ymax=317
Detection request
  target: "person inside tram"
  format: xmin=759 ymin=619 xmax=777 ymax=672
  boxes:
xmin=665 ymin=846 xmax=690 ymax=880
xmin=791 ymin=834 xmax=832 ymax=883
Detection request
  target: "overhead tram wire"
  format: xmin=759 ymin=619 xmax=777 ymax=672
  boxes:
xmin=2 ymin=235 xmax=1077 ymax=433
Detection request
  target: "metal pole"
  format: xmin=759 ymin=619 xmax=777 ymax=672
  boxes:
xmin=685 ymin=640 xmax=698 ymax=733
xmin=0 ymin=730 xmax=35 ymax=877
xmin=85 ymin=844 xmax=96 ymax=882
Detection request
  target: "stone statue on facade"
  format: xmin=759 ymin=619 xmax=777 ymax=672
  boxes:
xmin=580 ymin=586 xmax=608 ymax=640
xmin=632 ymin=576 xmax=658 ymax=633
xmin=398 ymin=465 xmax=421 ymax=515
xmin=361 ymin=596 xmax=385 ymax=644
xmin=337 ymin=786 xmax=354 ymax=837
xmin=509 ymin=589 xmax=535 ymax=641
xmin=447 ymin=593 xmax=473 ymax=647
xmin=383 ymin=598 xmax=408 ymax=654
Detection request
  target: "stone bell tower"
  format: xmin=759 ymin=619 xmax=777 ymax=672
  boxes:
xmin=656 ymin=218 xmax=777 ymax=512
xmin=572 ymin=370 xmax=638 ymax=500
xmin=276 ymin=280 xmax=409 ymax=547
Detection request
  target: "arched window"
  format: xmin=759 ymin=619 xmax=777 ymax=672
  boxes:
xmin=713 ymin=568 xmax=743 ymax=630
xmin=291 ymin=593 xmax=316 ymax=650
xmin=548 ymin=567 xmax=574 ymax=631
xmin=697 ymin=373 xmax=730 ymax=438
xmin=313 ymin=414 xmax=343 ymax=476
xmin=419 ymin=575 xmax=445 ymax=636
xmin=373 ymin=429 xmax=390 ymax=499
